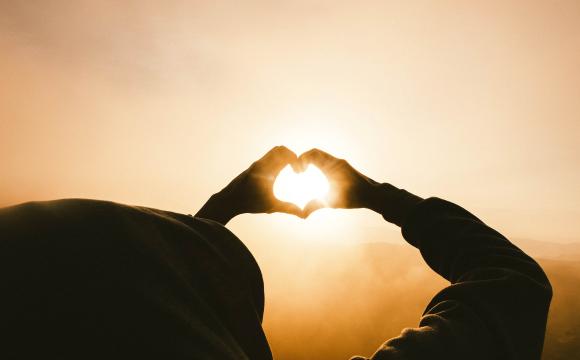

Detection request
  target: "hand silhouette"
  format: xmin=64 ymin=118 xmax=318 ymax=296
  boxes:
xmin=298 ymin=148 xmax=379 ymax=218
xmin=227 ymin=146 xmax=304 ymax=216
xmin=196 ymin=146 xmax=304 ymax=224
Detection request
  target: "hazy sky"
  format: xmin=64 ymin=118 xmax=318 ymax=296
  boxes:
xmin=1 ymin=0 xmax=579 ymax=244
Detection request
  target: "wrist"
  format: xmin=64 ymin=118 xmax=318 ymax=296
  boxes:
xmin=363 ymin=182 xmax=393 ymax=212
xmin=366 ymin=183 xmax=423 ymax=226
xmin=195 ymin=191 xmax=239 ymax=225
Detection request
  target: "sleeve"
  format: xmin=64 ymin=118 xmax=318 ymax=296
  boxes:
xmin=364 ymin=197 xmax=552 ymax=360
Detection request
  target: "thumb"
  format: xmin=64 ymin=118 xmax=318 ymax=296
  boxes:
xmin=303 ymin=199 xmax=326 ymax=218
xmin=271 ymin=201 xmax=304 ymax=218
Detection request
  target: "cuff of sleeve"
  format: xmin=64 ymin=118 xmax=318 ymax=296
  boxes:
xmin=376 ymin=183 xmax=423 ymax=227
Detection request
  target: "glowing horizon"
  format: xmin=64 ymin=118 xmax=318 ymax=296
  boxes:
xmin=1 ymin=2 xmax=579 ymax=359
xmin=0 ymin=2 xmax=578 ymax=243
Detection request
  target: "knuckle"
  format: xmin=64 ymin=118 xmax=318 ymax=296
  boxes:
xmin=250 ymin=161 xmax=262 ymax=171
xmin=272 ymin=145 xmax=292 ymax=158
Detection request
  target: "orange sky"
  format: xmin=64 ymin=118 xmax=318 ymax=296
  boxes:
xmin=1 ymin=0 xmax=579 ymax=244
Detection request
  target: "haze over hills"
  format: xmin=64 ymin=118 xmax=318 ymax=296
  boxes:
xmin=539 ymin=258 xmax=580 ymax=360
xmin=249 ymin=236 xmax=580 ymax=360
xmin=516 ymin=239 xmax=580 ymax=262
xmin=515 ymin=236 xmax=580 ymax=360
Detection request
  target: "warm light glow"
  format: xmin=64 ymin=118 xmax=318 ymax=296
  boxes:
xmin=273 ymin=164 xmax=330 ymax=209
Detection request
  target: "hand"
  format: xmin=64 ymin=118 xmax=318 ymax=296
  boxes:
xmin=196 ymin=146 xmax=304 ymax=224
xmin=298 ymin=148 xmax=379 ymax=217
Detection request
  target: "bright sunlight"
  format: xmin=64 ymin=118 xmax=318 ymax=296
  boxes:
xmin=273 ymin=164 xmax=330 ymax=209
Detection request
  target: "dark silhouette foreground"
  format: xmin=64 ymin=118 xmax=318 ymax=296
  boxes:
xmin=0 ymin=147 xmax=551 ymax=359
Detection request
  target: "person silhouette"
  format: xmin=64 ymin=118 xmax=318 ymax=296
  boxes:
xmin=0 ymin=146 xmax=551 ymax=360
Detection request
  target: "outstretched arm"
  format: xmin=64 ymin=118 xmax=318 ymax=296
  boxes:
xmin=299 ymin=149 xmax=552 ymax=360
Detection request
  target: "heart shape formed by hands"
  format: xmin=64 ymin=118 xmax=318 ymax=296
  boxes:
xmin=273 ymin=164 xmax=330 ymax=209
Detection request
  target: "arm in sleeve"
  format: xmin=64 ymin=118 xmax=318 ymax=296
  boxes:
xmin=365 ymin=195 xmax=552 ymax=360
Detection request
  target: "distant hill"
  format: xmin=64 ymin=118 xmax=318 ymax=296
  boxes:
xmin=514 ymin=238 xmax=580 ymax=262
xmin=539 ymin=258 xmax=580 ymax=360
xmin=257 ymin=240 xmax=580 ymax=359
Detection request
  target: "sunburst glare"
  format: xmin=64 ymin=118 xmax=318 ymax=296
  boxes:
xmin=273 ymin=164 xmax=330 ymax=209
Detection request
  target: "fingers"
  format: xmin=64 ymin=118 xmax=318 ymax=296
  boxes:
xmin=258 ymin=146 xmax=342 ymax=174
xmin=259 ymin=146 xmax=300 ymax=173
xmin=302 ymin=199 xmax=326 ymax=218
xmin=298 ymin=148 xmax=341 ymax=171
xmin=271 ymin=201 xmax=305 ymax=218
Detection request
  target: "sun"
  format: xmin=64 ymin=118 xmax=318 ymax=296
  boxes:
xmin=273 ymin=164 xmax=330 ymax=209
